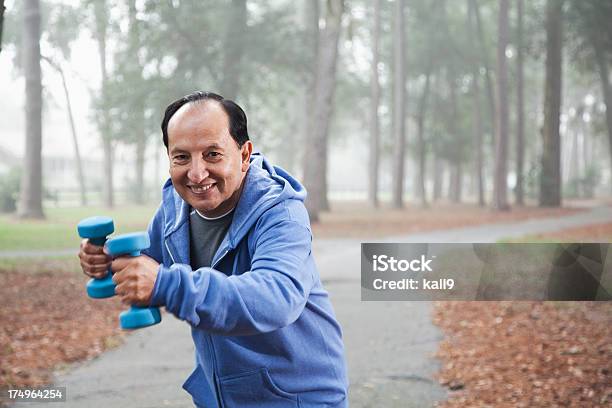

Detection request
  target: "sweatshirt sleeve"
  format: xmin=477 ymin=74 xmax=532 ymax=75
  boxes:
xmin=150 ymin=218 xmax=315 ymax=336
xmin=141 ymin=204 xmax=164 ymax=264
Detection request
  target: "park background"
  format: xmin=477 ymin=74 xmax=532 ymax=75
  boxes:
xmin=1 ymin=0 xmax=611 ymax=407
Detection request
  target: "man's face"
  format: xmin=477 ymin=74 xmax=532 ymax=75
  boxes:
xmin=167 ymin=101 xmax=252 ymax=217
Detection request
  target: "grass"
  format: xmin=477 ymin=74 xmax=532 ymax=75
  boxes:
xmin=0 ymin=205 xmax=157 ymax=251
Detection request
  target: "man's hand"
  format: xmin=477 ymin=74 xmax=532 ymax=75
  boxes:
xmin=78 ymin=239 xmax=112 ymax=279
xmin=111 ymin=255 xmax=160 ymax=306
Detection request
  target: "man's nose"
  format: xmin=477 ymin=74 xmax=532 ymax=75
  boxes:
xmin=187 ymin=159 xmax=209 ymax=183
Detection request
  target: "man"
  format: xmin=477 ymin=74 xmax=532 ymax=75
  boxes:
xmin=78 ymin=91 xmax=349 ymax=407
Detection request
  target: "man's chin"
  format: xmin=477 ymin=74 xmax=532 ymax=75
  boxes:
xmin=181 ymin=193 xmax=215 ymax=211
xmin=192 ymin=201 xmax=218 ymax=213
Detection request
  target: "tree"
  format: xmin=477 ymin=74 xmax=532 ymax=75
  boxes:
xmin=391 ymin=0 xmax=407 ymax=208
xmin=567 ymin=1 xmax=612 ymax=192
xmin=89 ymin=0 xmax=114 ymax=208
xmin=493 ymin=0 xmax=510 ymax=211
xmin=4 ymin=2 xmax=84 ymax=210
xmin=471 ymin=0 xmax=496 ymax=151
xmin=220 ymin=0 xmax=247 ymax=100
xmin=447 ymin=68 xmax=463 ymax=203
xmin=594 ymin=41 xmax=612 ymax=189
xmin=466 ymin=0 xmax=485 ymax=206
xmin=515 ymin=0 xmax=525 ymax=205
xmin=303 ymin=0 xmax=344 ymax=222
xmin=278 ymin=1 xmax=319 ymax=175
xmin=368 ymin=0 xmax=381 ymax=208
xmin=410 ymin=0 xmax=443 ymax=208
xmin=123 ymin=0 xmax=147 ymax=204
xmin=18 ymin=0 xmax=44 ymax=219
xmin=42 ymin=56 xmax=87 ymax=206
xmin=540 ymin=0 xmax=563 ymax=207
xmin=434 ymin=0 xmax=474 ymax=204
xmin=415 ymin=63 xmax=432 ymax=207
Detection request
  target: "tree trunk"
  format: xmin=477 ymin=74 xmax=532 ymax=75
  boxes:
xmin=467 ymin=0 xmax=485 ymax=206
xmin=473 ymin=73 xmax=485 ymax=206
xmin=515 ymin=0 xmax=525 ymax=205
xmin=593 ymin=40 xmax=612 ymax=192
xmin=18 ymin=0 xmax=44 ymax=219
xmin=0 ymin=0 xmax=6 ymax=54
xmin=368 ymin=0 xmax=381 ymax=208
xmin=391 ymin=0 xmax=406 ymax=208
xmin=450 ymin=161 xmax=462 ymax=203
xmin=102 ymin=138 xmax=113 ymax=207
xmin=539 ymin=0 xmax=563 ymax=207
xmin=303 ymin=0 xmax=344 ymax=222
xmin=42 ymin=56 xmax=87 ymax=206
xmin=416 ymin=67 xmax=432 ymax=207
xmin=296 ymin=0 xmax=319 ymax=177
xmin=220 ymin=0 xmax=247 ymax=99
xmin=569 ymin=129 xmax=580 ymax=195
xmin=94 ymin=1 xmax=114 ymax=208
xmin=61 ymin=68 xmax=87 ymax=206
xmin=493 ymin=0 xmax=510 ymax=211
xmin=471 ymin=0 xmax=496 ymax=151
xmin=433 ymin=155 xmax=443 ymax=201
xmin=134 ymin=123 xmax=146 ymax=204
xmin=128 ymin=0 xmax=146 ymax=204
xmin=447 ymin=69 xmax=462 ymax=203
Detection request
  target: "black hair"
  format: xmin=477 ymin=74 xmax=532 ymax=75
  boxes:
xmin=161 ymin=91 xmax=249 ymax=149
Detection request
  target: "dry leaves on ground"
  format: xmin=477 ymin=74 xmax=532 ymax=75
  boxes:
xmin=0 ymin=270 xmax=125 ymax=388
xmin=533 ymin=221 xmax=612 ymax=242
xmin=434 ymin=301 xmax=611 ymax=407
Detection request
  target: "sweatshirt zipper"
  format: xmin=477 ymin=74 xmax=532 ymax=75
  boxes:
xmin=164 ymin=240 xmax=177 ymax=264
xmin=211 ymin=248 xmax=229 ymax=269
xmin=165 ymin=237 xmax=228 ymax=406
xmin=206 ymin=334 xmax=224 ymax=407
xmin=207 ymin=247 xmax=229 ymax=407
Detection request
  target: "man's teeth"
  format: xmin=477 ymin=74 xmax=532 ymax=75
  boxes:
xmin=191 ymin=184 xmax=214 ymax=193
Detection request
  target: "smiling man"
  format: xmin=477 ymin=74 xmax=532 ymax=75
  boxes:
xmin=78 ymin=91 xmax=349 ymax=407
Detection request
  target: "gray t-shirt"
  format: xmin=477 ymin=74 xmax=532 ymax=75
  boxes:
xmin=189 ymin=208 xmax=234 ymax=269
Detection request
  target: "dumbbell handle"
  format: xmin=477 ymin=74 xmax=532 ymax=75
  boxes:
xmin=106 ymin=232 xmax=161 ymax=330
xmin=88 ymin=237 xmax=107 ymax=247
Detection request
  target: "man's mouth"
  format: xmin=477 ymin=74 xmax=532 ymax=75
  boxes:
xmin=188 ymin=183 xmax=216 ymax=194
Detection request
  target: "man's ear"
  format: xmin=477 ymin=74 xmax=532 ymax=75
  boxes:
xmin=241 ymin=141 xmax=253 ymax=172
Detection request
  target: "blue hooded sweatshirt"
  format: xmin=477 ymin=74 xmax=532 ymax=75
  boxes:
xmin=145 ymin=153 xmax=349 ymax=407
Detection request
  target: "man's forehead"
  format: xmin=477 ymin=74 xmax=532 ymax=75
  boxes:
xmin=169 ymin=101 xmax=229 ymax=130
xmin=167 ymin=101 xmax=231 ymax=142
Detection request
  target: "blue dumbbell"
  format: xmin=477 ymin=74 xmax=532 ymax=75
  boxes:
xmin=106 ymin=232 xmax=162 ymax=330
xmin=77 ymin=216 xmax=116 ymax=298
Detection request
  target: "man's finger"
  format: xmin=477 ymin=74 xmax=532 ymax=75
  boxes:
xmin=79 ymin=256 xmax=111 ymax=272
xmin=115 ymin=282 xmax=134 ymax=305
xmin=80 ymin=261 xmax=110 ymax=278
xmin=111 ymin=263 xmax=132 ymax=284
xmin=82 ymin=239 xmax=106 ymax=255
xmin=84 ymin=253 xmax=111 ymax=265
xmin=110 ymin=256 xmax=134 ymax=274
xmin=114 ymin=281 xmax=126 ymax=296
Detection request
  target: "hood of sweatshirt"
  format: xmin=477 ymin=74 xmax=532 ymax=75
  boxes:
xmin=160 ymin=152 xmax=307 ymax=251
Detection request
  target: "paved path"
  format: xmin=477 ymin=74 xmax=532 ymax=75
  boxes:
xmin=12 ymin=206 xmax=612 ymax=407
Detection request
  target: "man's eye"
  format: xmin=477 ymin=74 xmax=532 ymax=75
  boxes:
xmin=173 ymin=155 xmax=188 ymax=162
xmin=207 ymin=152 xmax=221 ymax=158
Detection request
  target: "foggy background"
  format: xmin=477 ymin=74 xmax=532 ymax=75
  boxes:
xmin=1 ymin=0 xmax=611 ymax=219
